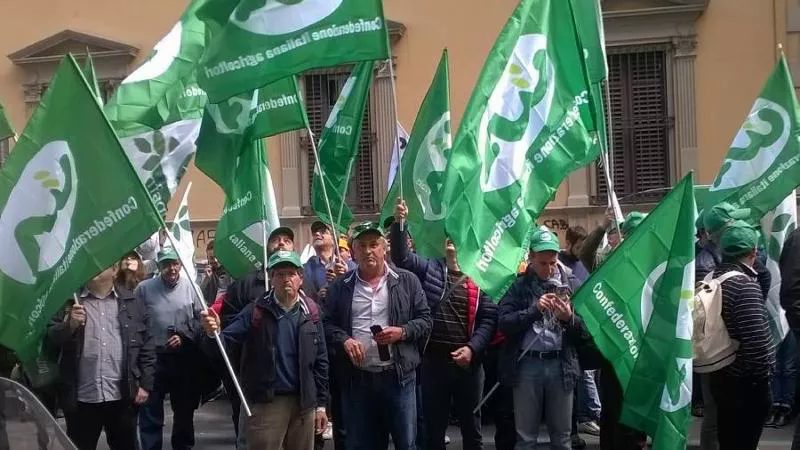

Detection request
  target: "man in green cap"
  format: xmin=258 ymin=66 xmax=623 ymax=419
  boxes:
xmin=323 ymin=222 xmax=431 ymax=450
xmin=498 ymin=229 xmax=589 ymax=450
xmin=201 ymin=250 xmax=329 ymax=450
xmin=707 ymin=222 xmax=776 ymax=450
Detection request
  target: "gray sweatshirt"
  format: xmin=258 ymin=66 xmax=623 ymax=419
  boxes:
xmin=135 ymin=276 xmax=199 ymax=348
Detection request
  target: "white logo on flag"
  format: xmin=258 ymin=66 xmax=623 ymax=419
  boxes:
xmin=123 ymin=22 xmax=183 ymax=84
xmin=231 ymin=0 xmax=343 ymax=36
xmin=414 ymin=113 xmax=450 ymax=220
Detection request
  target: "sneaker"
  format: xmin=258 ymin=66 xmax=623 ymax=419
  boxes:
xmin=444 ymin=435 xmax=451 ymax=445
xmin=571 ymin=434 xmax=587 ymax=449
xmin=764 ymin=408 xmax=777 ymax=428
xmin=322 ymin=422 xmax=333 ymax=440
xmin=577 ymin=421 xmax=601 ymax=436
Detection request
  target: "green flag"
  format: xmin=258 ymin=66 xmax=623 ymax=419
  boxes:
xmin=0 ymin=101 xmax=15 ymax=141
xmin=573 ymin=173 xmax=696 ymax=450
xmin=105 ymin=0 xmax=211 ymax=216
xmin=0 ymin=55 xmax=162 ymax=358
xmin=760 ymin=192 xmax=796 ymax=340
xmin=82 ymin=53 xmax=103 ymax=104
xmin=442 ymin=0 xmax=601 ymax=299
xmin=166 ymin=183 xmax=196 ymax=272
xmin=215 ymin=140 xmax=280 ymax=278
xmin=380 ymin=51 xmax=451 ymax=258
xmin=311 ymin=61 xmax=374 ymax=232
xmin=705 ymin=55 xmax=800 ymax=218
xmin=197 ymin=0 xmax=389 ymax=103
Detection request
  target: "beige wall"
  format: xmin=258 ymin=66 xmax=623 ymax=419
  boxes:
xmin=0 ymin=0 xmax=790 ymax=249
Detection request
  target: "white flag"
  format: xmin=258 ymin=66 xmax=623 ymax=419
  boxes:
xmin=760 ymin=191 xmax=797 ymax=341
xmin=166 ymin=182 xmax=196 ymax=274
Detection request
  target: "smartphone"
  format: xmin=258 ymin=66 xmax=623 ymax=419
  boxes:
xmin=370 ymin=325 xmax=391 ymax=361
xmin=555 ymin=285 xmax=571 ymax=302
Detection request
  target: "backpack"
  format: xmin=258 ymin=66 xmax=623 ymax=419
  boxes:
xmin=692 ymin=271 xmax=742 ymax=373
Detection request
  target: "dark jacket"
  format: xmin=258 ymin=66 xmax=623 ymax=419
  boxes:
xmin=323 ymin=265 xmax=432 ymax=385
xmin=578 ymin=225 xmax=606 ymax=273
xmin=497 ymin=265 xmax=588 ymax=390
xmin=558 ymin=251 xmax=590 ymax=284
xmin=211 ymin=291 xmax=329 ymax=411
xmin=223 ymin=269 xmax=268 ymax=329
xmin=780 ymin=228 xmax=800 ymax=329
xmin=46 ymin=283 xmax=156 ymax=412
xmin=389 ymin=223 xmax=497 ymax=359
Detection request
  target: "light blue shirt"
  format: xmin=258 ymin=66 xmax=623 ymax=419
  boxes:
xmin=521 ymin=272 xmax=565 ymax=352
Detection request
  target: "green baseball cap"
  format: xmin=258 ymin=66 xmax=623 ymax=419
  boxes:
xmin=267 ymin=250 xmax=303 ymax=270
xmin=620 ymin=211 xmax=647 ymax=236
xmin=720 ymin=220 xmax=759 ymax=257
xmin=529 ymin=229 xmax=560 ymax=253
xmin=157 ymin=248 xmax=179 ymax=263
xmin=351 ymin=221 xmax=383 ymax=240
xmin=703 ymin=202 xmax=751 ymax=234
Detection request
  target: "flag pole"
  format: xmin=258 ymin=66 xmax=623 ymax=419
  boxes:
xmin=386 ymin=57 xmax=406 ymax=230
xmin=255 ymin=140 xmax=271 ymax=291
xmin=161 ymin=227 xmax=252 ymax=417
xmin=307 ymin=127 xmax=342 ymax=260
xmin=602 ymin=80 xmax=624 ymax=238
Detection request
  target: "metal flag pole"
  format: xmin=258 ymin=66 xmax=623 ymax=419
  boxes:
xmin=386 ymin=57 xmax=407 ymax=230
xmin=307 ymin=127 xmax=342 ymax=260
xmin=255 ymin=140 xmax=271 ymax=292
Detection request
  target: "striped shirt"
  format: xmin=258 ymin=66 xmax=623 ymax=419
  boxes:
xmin=714 ymin=262 xmax=776 ymax=378
xmin=429 ymin=271 xmax=469 ymax=346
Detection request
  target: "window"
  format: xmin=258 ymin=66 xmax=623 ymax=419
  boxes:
xmin=596 ymin=47 xmax=671 ymax=203
xmin=302 ymin=69 xmax=376 ymax=214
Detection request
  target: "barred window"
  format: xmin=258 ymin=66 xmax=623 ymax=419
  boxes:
xmin=302 ymin=69 xmax=376 ymax=216
xmin=596 ymin=47 xmax=671 ymax=203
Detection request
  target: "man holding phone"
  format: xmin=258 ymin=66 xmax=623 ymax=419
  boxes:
xmin=498 ymin=229 xmax=589 ymax=450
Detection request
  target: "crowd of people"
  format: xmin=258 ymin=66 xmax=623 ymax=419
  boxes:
xmin=1 ymin=197 xmax=799 ymax=450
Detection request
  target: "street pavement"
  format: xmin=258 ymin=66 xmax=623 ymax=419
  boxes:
xmin=89 ymin=397 xmax=797 ymax=449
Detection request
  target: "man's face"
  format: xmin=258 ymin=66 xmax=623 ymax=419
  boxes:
xmin=339 ymin=247 xmax=351 ymax=262
xmin=160 ymin=260 xmax=182 ymax=284
xmin=312 ymin=228 xmax=333 ymax=250
xmin=608 ymin=231 xmax=621 ymax=249
xmin=353 ymin=234 xmax=386 ymax=271
xmin=271 ymin=265 xmax=303 ymax=300
xmin=91 ymin=266 xmax=116 ymax=284
xmin=207 ymin=247 xmax=219 ymax=271
xmin=268 ymin=233 xmax=294 ymax=254
xmin=529 ymin=251 xmax=558 ymax=280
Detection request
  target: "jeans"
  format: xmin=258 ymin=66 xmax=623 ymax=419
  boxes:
xmin=139 ymin=353 xmax=200 ymax=450
xmin=700 ymin=374 xmax=718 ymax=450
xmin=576 ymin=370 xmax=601 ymax=423
xmin=709 ymin=371 xmax=771 ymax=450
xmin=772 ymin=331 xmax=798 ymax=409
xmin=342 ymin=368 xmax=417 ymax=450
xmin=65 ymin=401 xmax=138 ymax=450
xmin=245 ymin=396 xmax=314 ymax=450
xmin=422 ymin=354 xmax=484 ymax=450
xmin=513 ymin=357 xmax=572 ymax=450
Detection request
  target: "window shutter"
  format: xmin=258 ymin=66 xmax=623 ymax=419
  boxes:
xmin=596 ymin=47 xmax=670 ymax=203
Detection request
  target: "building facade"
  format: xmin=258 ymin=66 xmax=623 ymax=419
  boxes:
xmin=0 ymin=0 xmax=795 ymax=259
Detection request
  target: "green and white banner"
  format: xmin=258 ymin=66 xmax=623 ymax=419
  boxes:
xmin=574 ymin=174 xmax=696 ymax=450
xmin=198 ymin=0 xmax=389 ymax=102
xmin=380 ymin=51 xmax=451 ymax=258
xmin=166 ymin=183 xmax=196 ymax=273
xmin=0 ymin=56 xmax=162 ymax=358
xmin=442 ymin=0 xmax=602 ymax=299
xmin=0 ymin=101 xmax=15 ymax=141
xmin=760 ymin=192 xmax=797 ymax=340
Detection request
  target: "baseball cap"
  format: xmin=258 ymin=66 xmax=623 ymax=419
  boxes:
xmin=310 ymin=220 xmax=330 ymax=233
xmin=620 ymin=211 xmax=647 ymax=237
xmin=157 ymin=248 xmax=179 ymax=263
xmin=268 ymin=226 xmax=294 ymax=242
xmin=720 ymin=221 xmax=759 ymax=257
xmin=351 ymin=222 xmax=383 ymax=240
xmin=267 ymin=250 xmax=303 ymax=270
xmin=529 ymin=229 xmax=560 ymax=253
xmin=338 ymin=237 xmax=350 ymax=251
xmin=703 ymin=202 xmax=751 ymax=234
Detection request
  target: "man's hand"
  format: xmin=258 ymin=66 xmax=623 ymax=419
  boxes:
xmin=451 ymin=346 xmax=473 ymax=368
xmin=166 ymin=334 xmax=182 ymax=349
xmin=537 ymin=293 xmax=557 ymax=313
xmin=394 ymin=198 xmax=408 ymax=222
xmin=315 ymin=408 xmax=328 ymax=435
xmin=317 ymin=288 xmax=328 ymax=300
xmin=375 ymin=326 xmax=404 ymax=345
xmin=334 ymin=260 xmax=347 ymax=276
xmin=552 ymin=298 xmax=573 ymax=322
xmin=344 ymin=338 xmax=366 ymax=366
xmin=200 ymin=309 xmax=220 ymax=336
xmin=134 ymin=387 xmax=149 ymax=405
xmin=603 ymin=207 xmax=615 ymax=229
xmin=68 ymin=304 xmax=86 ymax=331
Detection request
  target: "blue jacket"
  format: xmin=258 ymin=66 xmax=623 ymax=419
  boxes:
xmin=323 ymin=265 xmax=432 ymax=385
xmin=390 ymin=223 xmax=498 ymax=359
xmin=497 ymin=264 xmax=589 ymax=390
xmin=212 ymin=292 xmax=329 ymax=411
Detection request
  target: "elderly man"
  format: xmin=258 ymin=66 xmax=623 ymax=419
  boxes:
xmin=201 ymin=251 xmax=329 ymax=450
xmin=324 ymin=222 xmax=432 ymax=450
xmin=304 ymin=221 xmax=354 ymax=301
xmin=498 ymin=229 xmax=588 ymax=450
xmin=48 ymin=265 xmax=155 ymax=450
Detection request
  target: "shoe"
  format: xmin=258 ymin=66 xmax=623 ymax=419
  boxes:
xmin=773 ymin=408 xmax=790 ymax=428
xmin=764 ymin=408 xmax=777 ymax=428
xmin=322 ymin=422 xmax=333 ymax=440
xmin=571 ymin=434 xmax=587 ymax=449
xmin=577 ymin=421 xmax=601 ymax=436
xmin=444 ymin=435 xmax=451 ymax=445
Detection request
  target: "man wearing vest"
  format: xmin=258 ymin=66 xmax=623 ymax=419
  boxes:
xmin=498 ymin=229 xmax=588 ymax=450
xmin=324 ymin=222 xmax=432 ymax=450
xmin=390 ymin=199 xmax=498 ymax=450
xmin=709 ymin=221 xmax=775 ymax=450
xmin=201 ymin=250 xmax=329 ymax=450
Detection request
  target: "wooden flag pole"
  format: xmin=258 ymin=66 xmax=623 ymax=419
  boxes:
xmin=255 ymin=142 xmax=271 ymax=292
xmin=386 ymin=57 xmax=407 ymax=230
xmin=307 ymin=127 xmax=342 ymax=261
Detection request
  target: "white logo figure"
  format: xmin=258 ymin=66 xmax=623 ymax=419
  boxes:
xmin=413 ymin=112 xmax=451 ymax=221
xmin=123 ymin=22 xmax=183 ymax=84
xmin=232 ymin=0 xmax=343 ymax=36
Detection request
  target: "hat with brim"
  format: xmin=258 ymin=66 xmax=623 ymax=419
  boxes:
xmin=268 ymin=226 xmax=294 ymax=242
xmin=704 ymin=202 xmax=751 ymax=234
xmin=352 ymin=222 xmax=383 ymax=240
xmin=157 ymin=248 xmax=179 ymax=263
xmin=529 ymin=229 xmax=560 ymax=253
xmin=720 ymin=221 xmax=759 ymax=257
xmin=338 ymin=237 xmax=350 ymax=251
xmin=267 ymin=250 xmax=303 ymax=270
xmin=311 ymin=220 xmax=330 ymax=233
xmin=621 ymin=211 xmax=647 ymax=236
